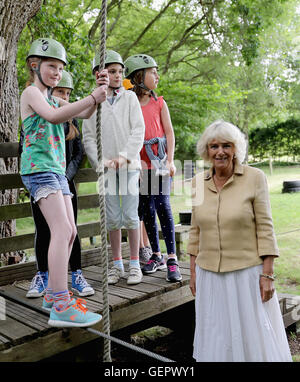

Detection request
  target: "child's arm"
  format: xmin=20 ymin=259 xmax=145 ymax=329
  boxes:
xmin=21 ymin=84 xmax=107 ymax=124
xmin=58 ymin=69 xmax=109 ymax=119
xmin=82 ymin=113 xmax=99 ymax=171
xmin=57 ymin=97 xmax=96 ymax=119
xmin=161 ymin=100 xmax=176 ymax=176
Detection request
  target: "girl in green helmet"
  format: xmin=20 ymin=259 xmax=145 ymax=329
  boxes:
xmin=124 ymin=54 xmax=182 ymax=283
xmin=24 ymin=70 xmax=95 ymax=300
xmin=20 ymin=38 xmax=108 ymax=328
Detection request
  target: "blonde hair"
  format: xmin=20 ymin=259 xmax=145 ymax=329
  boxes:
xmin=26 ymin=56 xmax=79 ymax=141
xmin=197 ymin=120 xmax=247 ymax=164
xmin=26 ymin=56 xmax=42 ymax=87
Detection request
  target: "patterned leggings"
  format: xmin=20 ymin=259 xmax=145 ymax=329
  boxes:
xmin=138 ymin=170 xmax=176 ymax=255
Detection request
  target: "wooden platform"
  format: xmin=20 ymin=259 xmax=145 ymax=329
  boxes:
xmin=0 ymin=260 xmax=193 ymax=362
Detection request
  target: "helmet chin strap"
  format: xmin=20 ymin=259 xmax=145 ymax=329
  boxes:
xmin=136 ymin=69 xmax=157 ymax=101
xmin=32 ymin=62 xmax=52 ymax=99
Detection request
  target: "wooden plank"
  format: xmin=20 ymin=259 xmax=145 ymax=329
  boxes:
xmin=0 ymin=322 xmax=103 ymax=362
xmin=0 ymin=173 xmax=23 ymax=191
xmin=0 ymin=315 xmax=36 ymax=344
xmin=0 ymin=334 xmax=10 ymax=352
xmin=0 ymin=194 xmax=99 ymax=221
xmin=0 ymin=262 xmax=37 ymax=286
xmin=110 ymin=284 xmax=194 ymax=332
xmin=0 ymin=168 xmax=97 ymax=191
xmin=0 ymin=244 xmax=130 ymax=286
xmin=74 ymin=168 xmax=98 ymax=183
xmin=0 ymin=222 xmax=105 ymax=253
xmin=5 ymin=300 xmax=49 ymax=331
xmin=78 ymin=194 xmax=99 ymax=210
xmin=0 ymin=202 xmax=32 ymax=221
xmin=0 ymin=142 xmax=19 ymax=158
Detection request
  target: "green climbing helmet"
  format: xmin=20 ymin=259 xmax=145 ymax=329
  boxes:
xmin=92 ymin=50 xmax=124 ymax=73
xmin=26 ymin=38 xmax=68 ymax=65
xmin=55 ymin=70 xmax=74 ymax=90
xmin=124 ymin=54 xmax=158 ymax=79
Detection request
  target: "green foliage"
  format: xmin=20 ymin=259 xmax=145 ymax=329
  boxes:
xmin=15 ymin=0 xmax=300 ymax=161
xmin=249 ymin=118 xmax=300 ymax=160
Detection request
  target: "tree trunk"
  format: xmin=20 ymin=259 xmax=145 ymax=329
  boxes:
xmin=0 ymin=0 xmax=42 ymax=263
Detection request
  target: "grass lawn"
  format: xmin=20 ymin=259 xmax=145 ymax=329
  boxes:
xmin=16 ymin=165 xmax=300 ymax=296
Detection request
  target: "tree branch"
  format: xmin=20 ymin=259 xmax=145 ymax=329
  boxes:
xmin=123 ymin=0 xmax=178 ymax=58
xmin=163 ymin=0 xmax=219 ymax=74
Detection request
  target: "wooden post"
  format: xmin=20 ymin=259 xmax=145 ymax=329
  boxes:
xmin=269 ymin=157 xmax=273 ymax=175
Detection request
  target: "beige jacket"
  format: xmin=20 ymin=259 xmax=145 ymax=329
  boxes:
xmin=187 ymin=163 xmax=279 ymax=272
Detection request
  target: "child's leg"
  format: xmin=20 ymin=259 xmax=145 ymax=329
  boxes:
xmin=127 ymin=229 xmax=140 ymax=263
xmin=109 ymin=229 xmax=123 ymax=265
xmin=63 ymin=194 xmax=77 ymax=258
xmin=142 ymin=222 xmax=151 ymax=248
xmin=153 ymin=175 xmax=176 ymax=257
xmin=38 ymin=191 xmax=75 ymax=294
xmin=120 ymin=170 xmax=143 ymax=284
xmin=139 ymin=194 xmax=161 ymax=255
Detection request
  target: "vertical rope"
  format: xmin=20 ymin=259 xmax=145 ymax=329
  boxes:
xmin=95 ymin=0 xmax=111 ymax=362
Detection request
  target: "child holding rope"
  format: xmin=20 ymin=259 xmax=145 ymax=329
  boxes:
xmin=23 ymin=70 xmax=94 ymax=299
xmin=82 ymin=50 xmax=145 ymax=285
xmin=124 ymin=54 xmax=182 ymax=282
xmin=20 ymin=38 xmax=108 ymax=327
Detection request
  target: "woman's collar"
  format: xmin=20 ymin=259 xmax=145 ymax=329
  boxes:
xmin=205 ymin=160 xmax=244 ymax=180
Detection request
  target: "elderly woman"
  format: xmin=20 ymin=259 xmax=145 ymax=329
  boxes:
xmin=187 ymin=120 xmax=292 ymax=362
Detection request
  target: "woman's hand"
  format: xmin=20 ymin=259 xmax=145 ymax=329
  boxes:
xmin=189 ymin=272 xmax=196 ymax=297
xmin=259 ymin=276 xmax=275 ymax=302
xmin=260 ymin=255 xmax=275 ymax=302
xmin=189 ymin=255 xmax=196 ymax=296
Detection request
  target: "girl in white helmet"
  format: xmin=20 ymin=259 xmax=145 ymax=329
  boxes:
xmin=82 ymin=50 xmax=145 ymax=286
xmin=20 ymin=38 xmax=108 ymax=327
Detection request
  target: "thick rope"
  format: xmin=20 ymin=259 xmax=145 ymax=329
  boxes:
xmin=95 ymin=0 xmax=111 ymax=362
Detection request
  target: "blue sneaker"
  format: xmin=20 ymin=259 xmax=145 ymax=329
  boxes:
xmin=72 ymin=270 xmax=95 ymax=297
xmin=26 ymin=271 xmax=48 ymax=298
xmin=48 ymin=299 xmax=102 ymax=328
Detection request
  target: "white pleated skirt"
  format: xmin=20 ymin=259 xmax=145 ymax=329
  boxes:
xmin=193 ymin=264 xmax=293 ymax=362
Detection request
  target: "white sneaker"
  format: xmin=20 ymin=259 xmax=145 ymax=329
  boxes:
xmin=108 ymin=266 xmax=124 ymax=285
xmin=127 ymin=267 xmax=143 ymax=285
xmin=139 ymin=247 xmax=151 ymax=265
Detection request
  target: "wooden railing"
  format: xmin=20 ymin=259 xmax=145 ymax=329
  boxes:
xmin=0 ymin=141 xmax=129 ymax=284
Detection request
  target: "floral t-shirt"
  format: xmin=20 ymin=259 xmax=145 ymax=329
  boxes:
xmin=20 ymin=95 xmax=66 ymax=175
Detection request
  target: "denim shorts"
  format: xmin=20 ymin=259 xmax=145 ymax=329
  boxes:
xmin=21 ymin=172 xmax=72 ymax=203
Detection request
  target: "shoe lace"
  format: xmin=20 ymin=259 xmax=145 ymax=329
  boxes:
xmin=75 ymin=273 xmax=90 ymax=288
xmin=73 ymin=298 xmax=88 ymax=314
xmin=168 ymin=265 xmax=177 ymax=272
xmin=146 ymin=259 xmax=156 ymax=265
xmin=30 ymin=273 xmax=45 ymax=289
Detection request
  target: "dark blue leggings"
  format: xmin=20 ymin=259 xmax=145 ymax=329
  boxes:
xmin=138 ymin=170 xmax=176 ymax=255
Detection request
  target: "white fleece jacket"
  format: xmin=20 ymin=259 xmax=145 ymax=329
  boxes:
xmin=82 ymin=87 xmax=145 ymax=171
